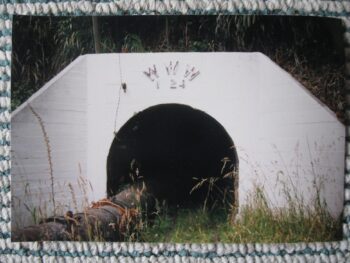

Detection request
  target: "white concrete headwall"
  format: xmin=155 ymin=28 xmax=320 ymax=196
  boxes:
xmin=12 ymin=56 xmax=89 ymax=228
xmin=254 ymin=57 xmax=345 ymax=215
xmin=12 ymin=52 xmax=345 ymax=227
xmin=85 ymin=52 xmax=345 ymax=218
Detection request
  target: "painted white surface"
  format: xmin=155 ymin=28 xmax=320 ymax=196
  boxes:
xmin=12 ymin=56 xmax=89 ymax=228
xmin=12 ymin=52 xmax=345 ymax=227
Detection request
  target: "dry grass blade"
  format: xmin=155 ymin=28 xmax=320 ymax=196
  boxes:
xmin=28 ymin=104 xmax=56 ymax=215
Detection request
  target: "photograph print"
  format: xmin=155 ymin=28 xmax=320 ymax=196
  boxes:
xmin=11 ymin=15 xmax=346 ymax=242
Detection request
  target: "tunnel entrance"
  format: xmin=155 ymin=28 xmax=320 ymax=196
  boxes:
xmin=107 ymin=104 xmax=238 ymax=209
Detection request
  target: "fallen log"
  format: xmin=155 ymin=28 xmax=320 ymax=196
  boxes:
xmin=12 ymin=183 xmax=154 ymax=242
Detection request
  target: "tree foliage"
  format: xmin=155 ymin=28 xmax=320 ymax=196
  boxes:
xmin=12 ymin=15 xmax=345 ymax=119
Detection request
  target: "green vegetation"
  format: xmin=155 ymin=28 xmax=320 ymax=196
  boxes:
xmin=13 ymin=16 xmax=345 ymax=120
xmin=135 ymin=188 xmax=342 ymax=243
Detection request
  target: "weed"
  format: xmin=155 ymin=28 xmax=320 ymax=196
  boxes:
xmin=134 ymin=148 xmax=341 ymax=243
xmin=28 ymin=105 xmax=56 ymax=216
xmin=68 ymin=183 xmax=78 ymax=213
xmin=137 ymin=184 xmax=341 ymax=243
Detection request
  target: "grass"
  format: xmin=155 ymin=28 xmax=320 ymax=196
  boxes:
xmin=16 ymin=147 xmax=342 ymax=243
xmin=12 ymin=16 xmax=345 ymax=120
xmin=14 ymin=110 xmax=342 ymax=242
xmin=140 ymin=207 xmax=229 ymax=243
xmin=28 ymin=105 xmax=56 ymax=216
xmin=16 ymin=170 xmax=342 ymax=242
xmin=137 ymin=187 xmax=342 ymax=243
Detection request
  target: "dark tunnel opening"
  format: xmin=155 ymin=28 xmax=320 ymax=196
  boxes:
xmin=107 ymin=104 xmax=238 ymax=209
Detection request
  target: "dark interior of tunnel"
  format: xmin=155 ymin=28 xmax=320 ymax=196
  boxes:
xmin=107 ymin=104 xmax=238 ymax=209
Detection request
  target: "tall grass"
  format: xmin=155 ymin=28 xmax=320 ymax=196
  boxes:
xmin=12 ymin=16 xmax=345 ymax=119
xmin=138 ymin=186 xmax=342 ymax=243
xmin=28 ymin=105 xmax=56 ymax=216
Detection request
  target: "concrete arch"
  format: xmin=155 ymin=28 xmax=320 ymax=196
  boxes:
xmin=107 ymin=103 xmax=239 ymax=208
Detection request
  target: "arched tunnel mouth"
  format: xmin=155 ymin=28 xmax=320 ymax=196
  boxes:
xmin=107 ymin=104 xmax=238 ymax=210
